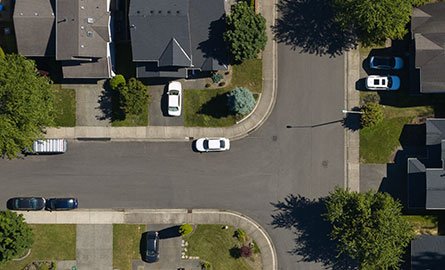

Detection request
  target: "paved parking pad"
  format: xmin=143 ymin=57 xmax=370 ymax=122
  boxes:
xmin=149 ymin=86 xmax=184 ymax=126
xmin=77 ymin=224 xmax=113 ymax=270
xmin=132 ymin=224 xmax=200 ymax=270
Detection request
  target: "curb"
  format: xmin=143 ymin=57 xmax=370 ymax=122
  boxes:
xmin=19 ymin=208 xmax=278 ymax=270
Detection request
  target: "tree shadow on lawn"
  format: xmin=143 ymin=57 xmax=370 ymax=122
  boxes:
xmin=198 ymin=93 xmax=231 ymax=118
xmin=273 ymin=0 xmax=357 ymax=56
xmin=271 ymin=194 xmax=357 ymax=270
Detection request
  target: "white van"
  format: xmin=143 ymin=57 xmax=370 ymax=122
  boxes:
xmin=32 ymin=139 xmax=67 ymax=154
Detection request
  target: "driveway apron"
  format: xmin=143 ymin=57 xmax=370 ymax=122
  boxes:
xmin=77 ymin=224 xmax=113 ymax=270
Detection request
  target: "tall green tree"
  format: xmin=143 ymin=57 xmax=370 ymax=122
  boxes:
xmin=0 ymin=54 xmax=54 ymax=159
xmin=0 ymin=211 xmax=34 ymax=263
xmin=224 ymin=2 xmax=267 ymax=63
xmin=332 ymin=0 xmax=412 ymax=46
xmin=119 ymin=78 xmax=150 ymax=115
xmin=325 ymin=188 xmax=414 ymax=270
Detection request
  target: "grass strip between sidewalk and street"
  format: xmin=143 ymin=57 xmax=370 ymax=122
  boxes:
xmin=0 ymin=224 xmax=76 ymax=270
xmin=113 ymin=224 xmax=146 ymax=270
xmin=184 ymin=59 xmax=262 ymax=127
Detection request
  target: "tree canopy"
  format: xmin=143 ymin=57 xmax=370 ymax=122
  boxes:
xmin=332 ymin=0 xmax=412 ymax=46
xmin=224 ymin=2 xmax=267 ymax=63
xmin=0 ymin=54 xmax=54 ymax=159
xmin=227 ymin=87 xmax=256 ymax=115
xmin=325 ymin=188 xmax=414 ymax=270
xmin=0 ymin=211 xmax=34 ymax=263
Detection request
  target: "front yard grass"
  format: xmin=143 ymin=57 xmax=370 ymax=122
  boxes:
xmin=0 ymin=224 xmax=76 ymax=270
xmin=403 ymin=215 xmax=438 ymax=235
xmin=184 ymin=225 xmax=260 ymax=270
xmin=360 ymin=93 xmax=433 ymax=163
xmin=184 ymin=59 xmax=262 ymax=127
xmin=52 ymin=85 xmax=76 ymax=127
xmin=113 ymin=224 xmax=145 ymax=270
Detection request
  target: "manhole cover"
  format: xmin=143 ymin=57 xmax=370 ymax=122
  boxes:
xmin=272 ymin=135 xmax=278 ymax=141
xmin=322 ymin=160 xmax=328 ymax=168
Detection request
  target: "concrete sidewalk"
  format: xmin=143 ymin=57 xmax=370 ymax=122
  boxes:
xmin=20 ymin=209 xmax=278 ymax=270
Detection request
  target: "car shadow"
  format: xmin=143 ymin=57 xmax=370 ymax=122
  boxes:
xmin=160 ymin=84 xmax=170 ymax=117
xmin=158 ymin=225 xmax=181 ymax=239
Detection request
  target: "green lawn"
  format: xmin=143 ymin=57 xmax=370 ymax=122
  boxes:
xmin=403 ymin=215 xmax=437 ymax=235
xmin=184 ymin=225 xmax=257 ymax=270
xmin=113 ymin=224 xmax=145 ymax=270
xmin=184 ymin=59 xmax=262 ymax=127
xmin=0 ymin=224 xmax=76 ymax=270
xmin=52 ymin=85 xmax=76 ymax=127
xmin=360 ymin=93 xmax=433 ymax=163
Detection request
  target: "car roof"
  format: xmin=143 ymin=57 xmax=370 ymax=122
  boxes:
xmin=168 ymin=95 xmax=179 ymax=107
xmin=208 ymin=139 xmax=221 ymax=149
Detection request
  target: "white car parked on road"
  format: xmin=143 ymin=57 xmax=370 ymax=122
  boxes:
xmin=167 ymin=81 xmax=182 ymax=116
xmin=195 ymin=137 xmax=230 ymax=152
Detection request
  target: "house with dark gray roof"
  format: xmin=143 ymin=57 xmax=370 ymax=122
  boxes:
xmin=13 ymin=0 xmax=113 ymax=79
xmin=408 ymin=119 xmax=445 ymax=209
xmin=411 ymin=236 xmax=445 ymax=270
xmin=129 ymin=0 xmax=228 ymax=78
xmin=410 ymin=2 xmax=445 ymax=93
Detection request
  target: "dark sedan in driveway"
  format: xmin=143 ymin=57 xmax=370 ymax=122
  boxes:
xmin=144 ymin=231 xmax=160 ymax=263
xmin=7 ymin=197 xmax=46 ymax=211
xmin=46 ymin=198 xmax=78 ymax=211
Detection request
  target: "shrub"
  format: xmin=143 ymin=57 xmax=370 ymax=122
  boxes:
xmin=240 ymin=246 xmax=253 ymax=258
xmin=361 ymin=102 xmax=384 ymax=128
xmin=200 ymin=260 xmax=212 ymax=270
xmin=0 ymin=211 xmax=33 ymax=263
xmin=227 ymin=87 xmax=256 ymax=115
xmin=234 ymin=228 xmax=247 ymax=242
xmin=119 ymin=78 xmax=150 ymax=115
xmin=411 ymin=0 xmax=430 ymax=7
xmin=211 ymin=73 xmax=223 ymax=84
xmin=109 ymin=74 xmax=126 ymax=91
xmin=0 ymin=47 xmax=5 ymax=59
xmin=179 ymin=224 xmax=193 ymax=236
xmin=362 ymin=93 xmax=380 ymax=105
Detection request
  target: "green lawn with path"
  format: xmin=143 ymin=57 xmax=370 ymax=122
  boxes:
xmin=184 ymin=225 xmax=258 ymax=270
xmin=52 ymin=85 xmax=76 ymax=127
xmin=0 ymin=224 xmax=76 ymax=270
xmin=113 ymin=224 xmax=145 ymax=270
xmin=184 ymin=59 xmax=262 ymax=127
xmin=360 ymin=94 xmax=433 ymax=163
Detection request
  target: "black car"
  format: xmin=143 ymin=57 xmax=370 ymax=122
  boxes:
xmin=46 ymin=198 xmax=78 ymax=211
xmin=7 ymin=197 xmax=46 ymax=211
xmin=144 ymin=231 xmax=160 ymax=263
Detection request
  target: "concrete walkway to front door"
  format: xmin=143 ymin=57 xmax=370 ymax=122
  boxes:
xmin=77 ymin=224 xmax=113 ymax=270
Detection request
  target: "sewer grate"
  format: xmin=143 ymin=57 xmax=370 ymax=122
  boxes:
xmin=272 ymin=135 xmax=278 ymax=141
xmin=322 ymin=160 xmax=328 ymax=168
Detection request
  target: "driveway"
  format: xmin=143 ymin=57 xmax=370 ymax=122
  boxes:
xmin=149 ymin=85 xmax=184 ymax=126
xmin=77 ymin=224 xmax=113 ymax=270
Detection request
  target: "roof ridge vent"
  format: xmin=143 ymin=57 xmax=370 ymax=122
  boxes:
xmin=87 ymin=17 xmax=94 ymax=24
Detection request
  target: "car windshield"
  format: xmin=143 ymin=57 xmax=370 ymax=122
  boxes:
xmin=388 ymin=77 xmax=393 ymax=88
xmin=17 ymin=198 xmax=35 ymax=209
xmin=220 ymin=140 xmax=225 ymax=148
xmin=169 ymin=90 xmax=179 ymax=95
xmin=375 ymin=57 xmax=394 ymax=67
xmin=203 ymin=140 xmax=209 ymax=149
xmin=169 ymin=106 xmax=178 ymax=111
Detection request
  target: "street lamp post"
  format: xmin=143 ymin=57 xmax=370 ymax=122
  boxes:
xmin=342 ymin=109 xmax=363 ymax=115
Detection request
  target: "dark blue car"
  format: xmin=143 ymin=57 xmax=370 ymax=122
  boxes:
xmin=46 ymin=198 xmax=78 ymax=211
xmin=7 ymin=197 xmax=46 ymax=211
xmin=144 ymin=231 xmax=160 ymax=263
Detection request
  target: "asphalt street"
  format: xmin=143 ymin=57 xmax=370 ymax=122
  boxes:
xmin=0 ymin=44 xmax=346 ymax=269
